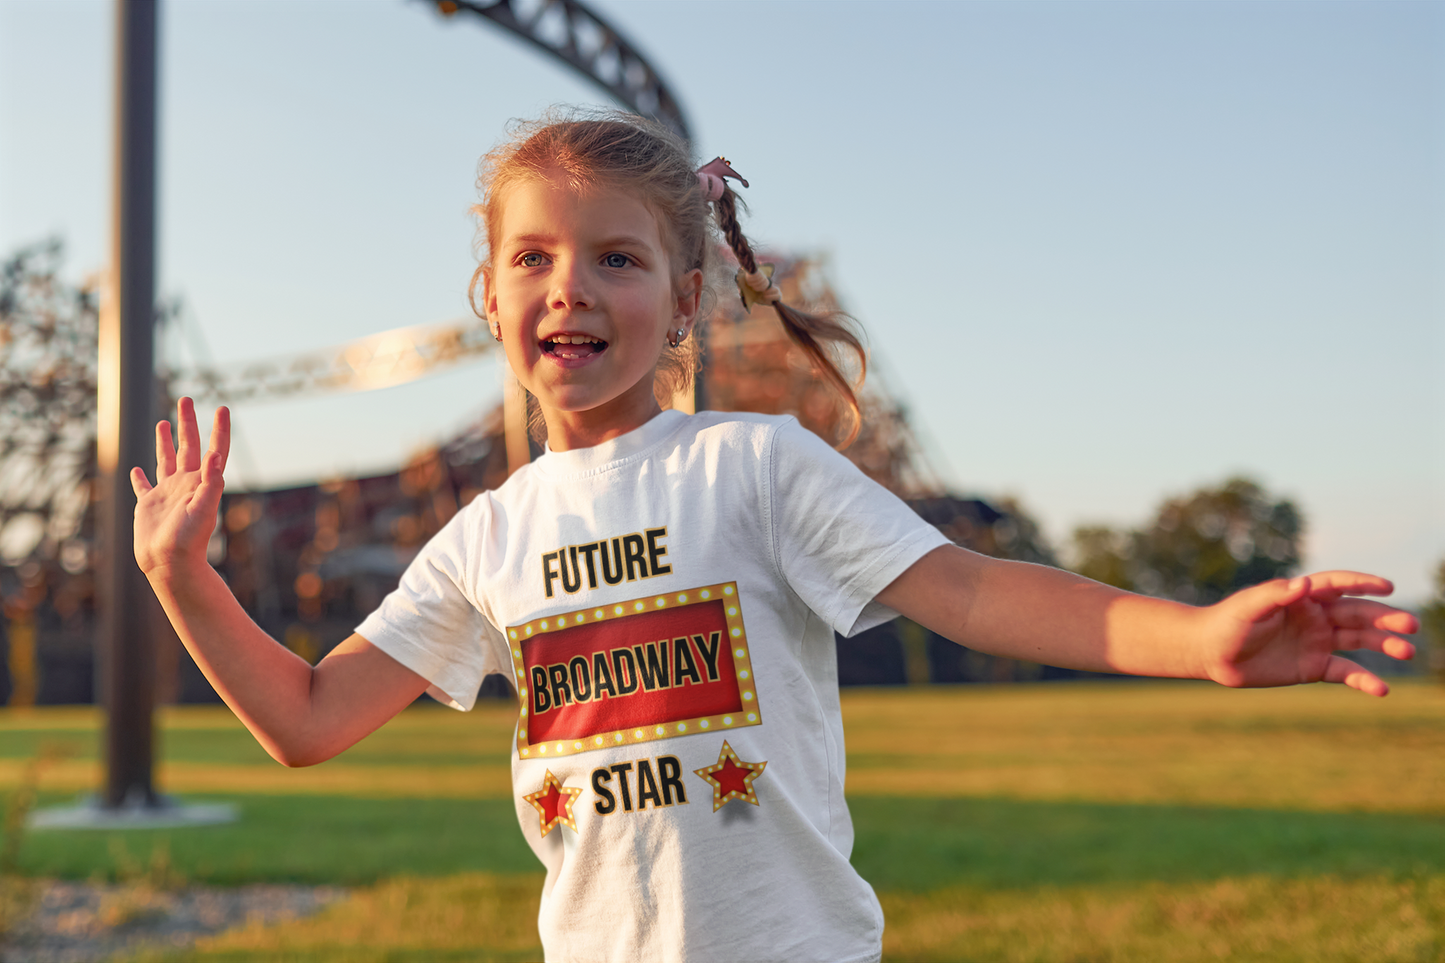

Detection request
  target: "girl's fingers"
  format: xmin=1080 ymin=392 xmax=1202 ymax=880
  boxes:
xmin=196 ymin=451 xmax=228 ymax=516
xmin=129 ymin=466 xmax=153 ymax=498
xmin=176 ymin=397 xmax=202 ymax=473
xmin=207 ymin=406 xmax=231 ymax=474
xmin=1301 ymin=570 xmax=1395 ymax=600
xmin=1326 ymin=598 xmax=1419 ymax=634
xmin=156 ymin=400 xmax=227 ymax=481
xmin=155 ymin=419 xmax=177 ymax=481
xmin=1331 ymin=627 xmax=1416 ymax=661
xmin=1225 ymin=576 xmax=1310 ymax=624
xmin=1321 ymin=654 xmax=1388 ymax=697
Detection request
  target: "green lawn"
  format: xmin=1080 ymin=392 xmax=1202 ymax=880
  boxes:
xmin=0 ymin=681 xmax=1441 ymax=961
xmin=20 ymin=795 xmax=536 ymax=885
xmin=850 ymin=797 xmax=1445 ymax=893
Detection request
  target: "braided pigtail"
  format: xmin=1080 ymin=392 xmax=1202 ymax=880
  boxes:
xmin=705 ymin=166 xmax=866 ymax=448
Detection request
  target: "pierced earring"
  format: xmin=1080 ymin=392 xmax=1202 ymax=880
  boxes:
xmin=667 ymin=328 xmax=686 ymax=348
xmin=492 ymin=327 xmax=503 ymax=342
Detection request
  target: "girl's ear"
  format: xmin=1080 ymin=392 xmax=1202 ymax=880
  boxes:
xmin=673 ymin=267 xmax=703 ymax=333
xmin=482 ymin=269 xmax=500 ymax=322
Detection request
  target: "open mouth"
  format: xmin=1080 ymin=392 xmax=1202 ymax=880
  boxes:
xmin=542 ymin=334 xmax=608 ymax=360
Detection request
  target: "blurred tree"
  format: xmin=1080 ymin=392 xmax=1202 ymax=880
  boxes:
xmin=1421 ymin=559 xmax=1445 ymax=682
xmin=1070 ymin=525 xmax=1135 ymax=591
xmin=1070 ymin=477 xmax=1303 ymax=605
xmin=0 ymin=240 xmax=100 ymax=705
xmin=990 ymin=496 xmax=1060 ymax=568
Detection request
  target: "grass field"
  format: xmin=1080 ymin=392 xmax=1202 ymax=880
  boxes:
xmin=1 ymin=680 xmax=1442 ymax=961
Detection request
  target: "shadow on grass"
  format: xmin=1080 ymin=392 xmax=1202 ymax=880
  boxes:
xmin=850 ymin=796 xmax=1445 ymax=892
xmin=21 ymin=795 xmax=537 ymax=885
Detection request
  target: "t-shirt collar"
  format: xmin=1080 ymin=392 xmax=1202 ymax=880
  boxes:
xmin=536 ymin=409 xmax=688 ymax=476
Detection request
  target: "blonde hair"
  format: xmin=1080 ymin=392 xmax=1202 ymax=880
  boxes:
xmin=470 ymin=108 xmax=866 ymax=446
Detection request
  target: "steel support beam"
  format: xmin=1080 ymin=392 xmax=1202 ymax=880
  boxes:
xmin=96 ymin=0 xmax=159 ymax=809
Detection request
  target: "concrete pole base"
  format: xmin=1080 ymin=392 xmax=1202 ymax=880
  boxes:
xmin=28 ymin=794 xmax=238 ymax=831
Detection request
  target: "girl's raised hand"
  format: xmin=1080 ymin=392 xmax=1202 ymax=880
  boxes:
xmin=1199 ymin=572 xmax=1419 ymax=697
xmin=130 ymin=398 xmax=230 ymax=578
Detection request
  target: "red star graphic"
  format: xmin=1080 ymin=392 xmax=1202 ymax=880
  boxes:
xmin=522 ymin=770 xmax=582 ymax=837
xmin=712 ymin=757 xmax=753 ymax=797
xmin=693 ymin=741 xmax=767 ymax=812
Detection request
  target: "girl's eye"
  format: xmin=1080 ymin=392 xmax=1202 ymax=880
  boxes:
xmin=603 ymin=253 xmax=632 ymax=269
xmin=519 ymin=253 xmax=545 ymax=268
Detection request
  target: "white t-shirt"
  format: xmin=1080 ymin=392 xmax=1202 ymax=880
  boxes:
xmin=358 ymin=410 xmax=950 ymax=963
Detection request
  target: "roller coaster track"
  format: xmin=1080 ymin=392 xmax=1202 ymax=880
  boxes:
xmin=165 ymin=317 xmax=497 ymax=405
xmin=428 ymin=0 xmax=691 ymax=141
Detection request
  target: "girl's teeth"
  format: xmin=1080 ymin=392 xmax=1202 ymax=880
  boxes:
xmin=547 ymin=336 xmax=604 ymax=359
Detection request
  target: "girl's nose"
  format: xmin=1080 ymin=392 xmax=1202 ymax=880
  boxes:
xmin=549 ymin=260 xmax=594 ymax=310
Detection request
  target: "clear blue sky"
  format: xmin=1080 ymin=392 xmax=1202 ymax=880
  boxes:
xmin=2 ymin=0 xmax=1440 ymax=602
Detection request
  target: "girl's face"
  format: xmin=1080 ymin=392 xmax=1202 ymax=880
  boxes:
xmin=485 ymin=175 xmax=701 ymax=451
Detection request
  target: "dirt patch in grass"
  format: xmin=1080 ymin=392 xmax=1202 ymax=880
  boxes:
xmin=0 ymin=879 xmax=341 ymax=962
xmin=156 ymin=873 xmax=545 ymax=963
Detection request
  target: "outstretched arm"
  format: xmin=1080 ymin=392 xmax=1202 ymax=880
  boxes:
xmin=875 ymin=545 xmax=1418 ymax=696
xmin=132 ymin=398 xmax=429 ymax=766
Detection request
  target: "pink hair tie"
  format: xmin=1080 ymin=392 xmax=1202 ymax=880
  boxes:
xmin=696 ymin=156 xmax=748 ymax=202
xmin=697 ymin=172 xmax=726 ymax=202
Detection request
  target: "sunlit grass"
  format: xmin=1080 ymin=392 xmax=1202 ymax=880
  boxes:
xmin=842 ymin=680 xmax=1445 ymax=813
xmin=0 ymin=702 xmax=518 ymax=798
xmin=4 ymin=680 xmax=1444 ymax=960
xmin=8 ymin=682 xmax=1442 ymax=810
xmin=878 ymin=874 xmax=1445 ymax=962
xmin=121 ymin=871 xmax=1445 ymax=963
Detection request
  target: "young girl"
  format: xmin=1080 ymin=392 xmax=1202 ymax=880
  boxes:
xmin=131 ymin=111 xmax=1417 ymax=963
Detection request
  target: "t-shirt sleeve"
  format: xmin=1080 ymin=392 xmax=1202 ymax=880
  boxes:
xmin=355 ymin=497 xmax=509 ymax=711
xmin=767 ymin=419 xmax=951 ymax=637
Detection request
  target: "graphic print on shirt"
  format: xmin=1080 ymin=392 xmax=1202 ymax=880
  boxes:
xmin=590 ymin=755 xmax=689 ymax=815
xmin=693 ymin=740 xmax=768 ymax=811
xmin=508 ymin=582 xmax=761 ymax=759
xmin=540 ymin=527 xmax=672 ymax=598
xmin=523 ymin=769 xmax=583 ymax=837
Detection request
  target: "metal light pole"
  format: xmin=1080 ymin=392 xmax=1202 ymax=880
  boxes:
xmin=96 ymin=0 xmax=159 ymax=810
